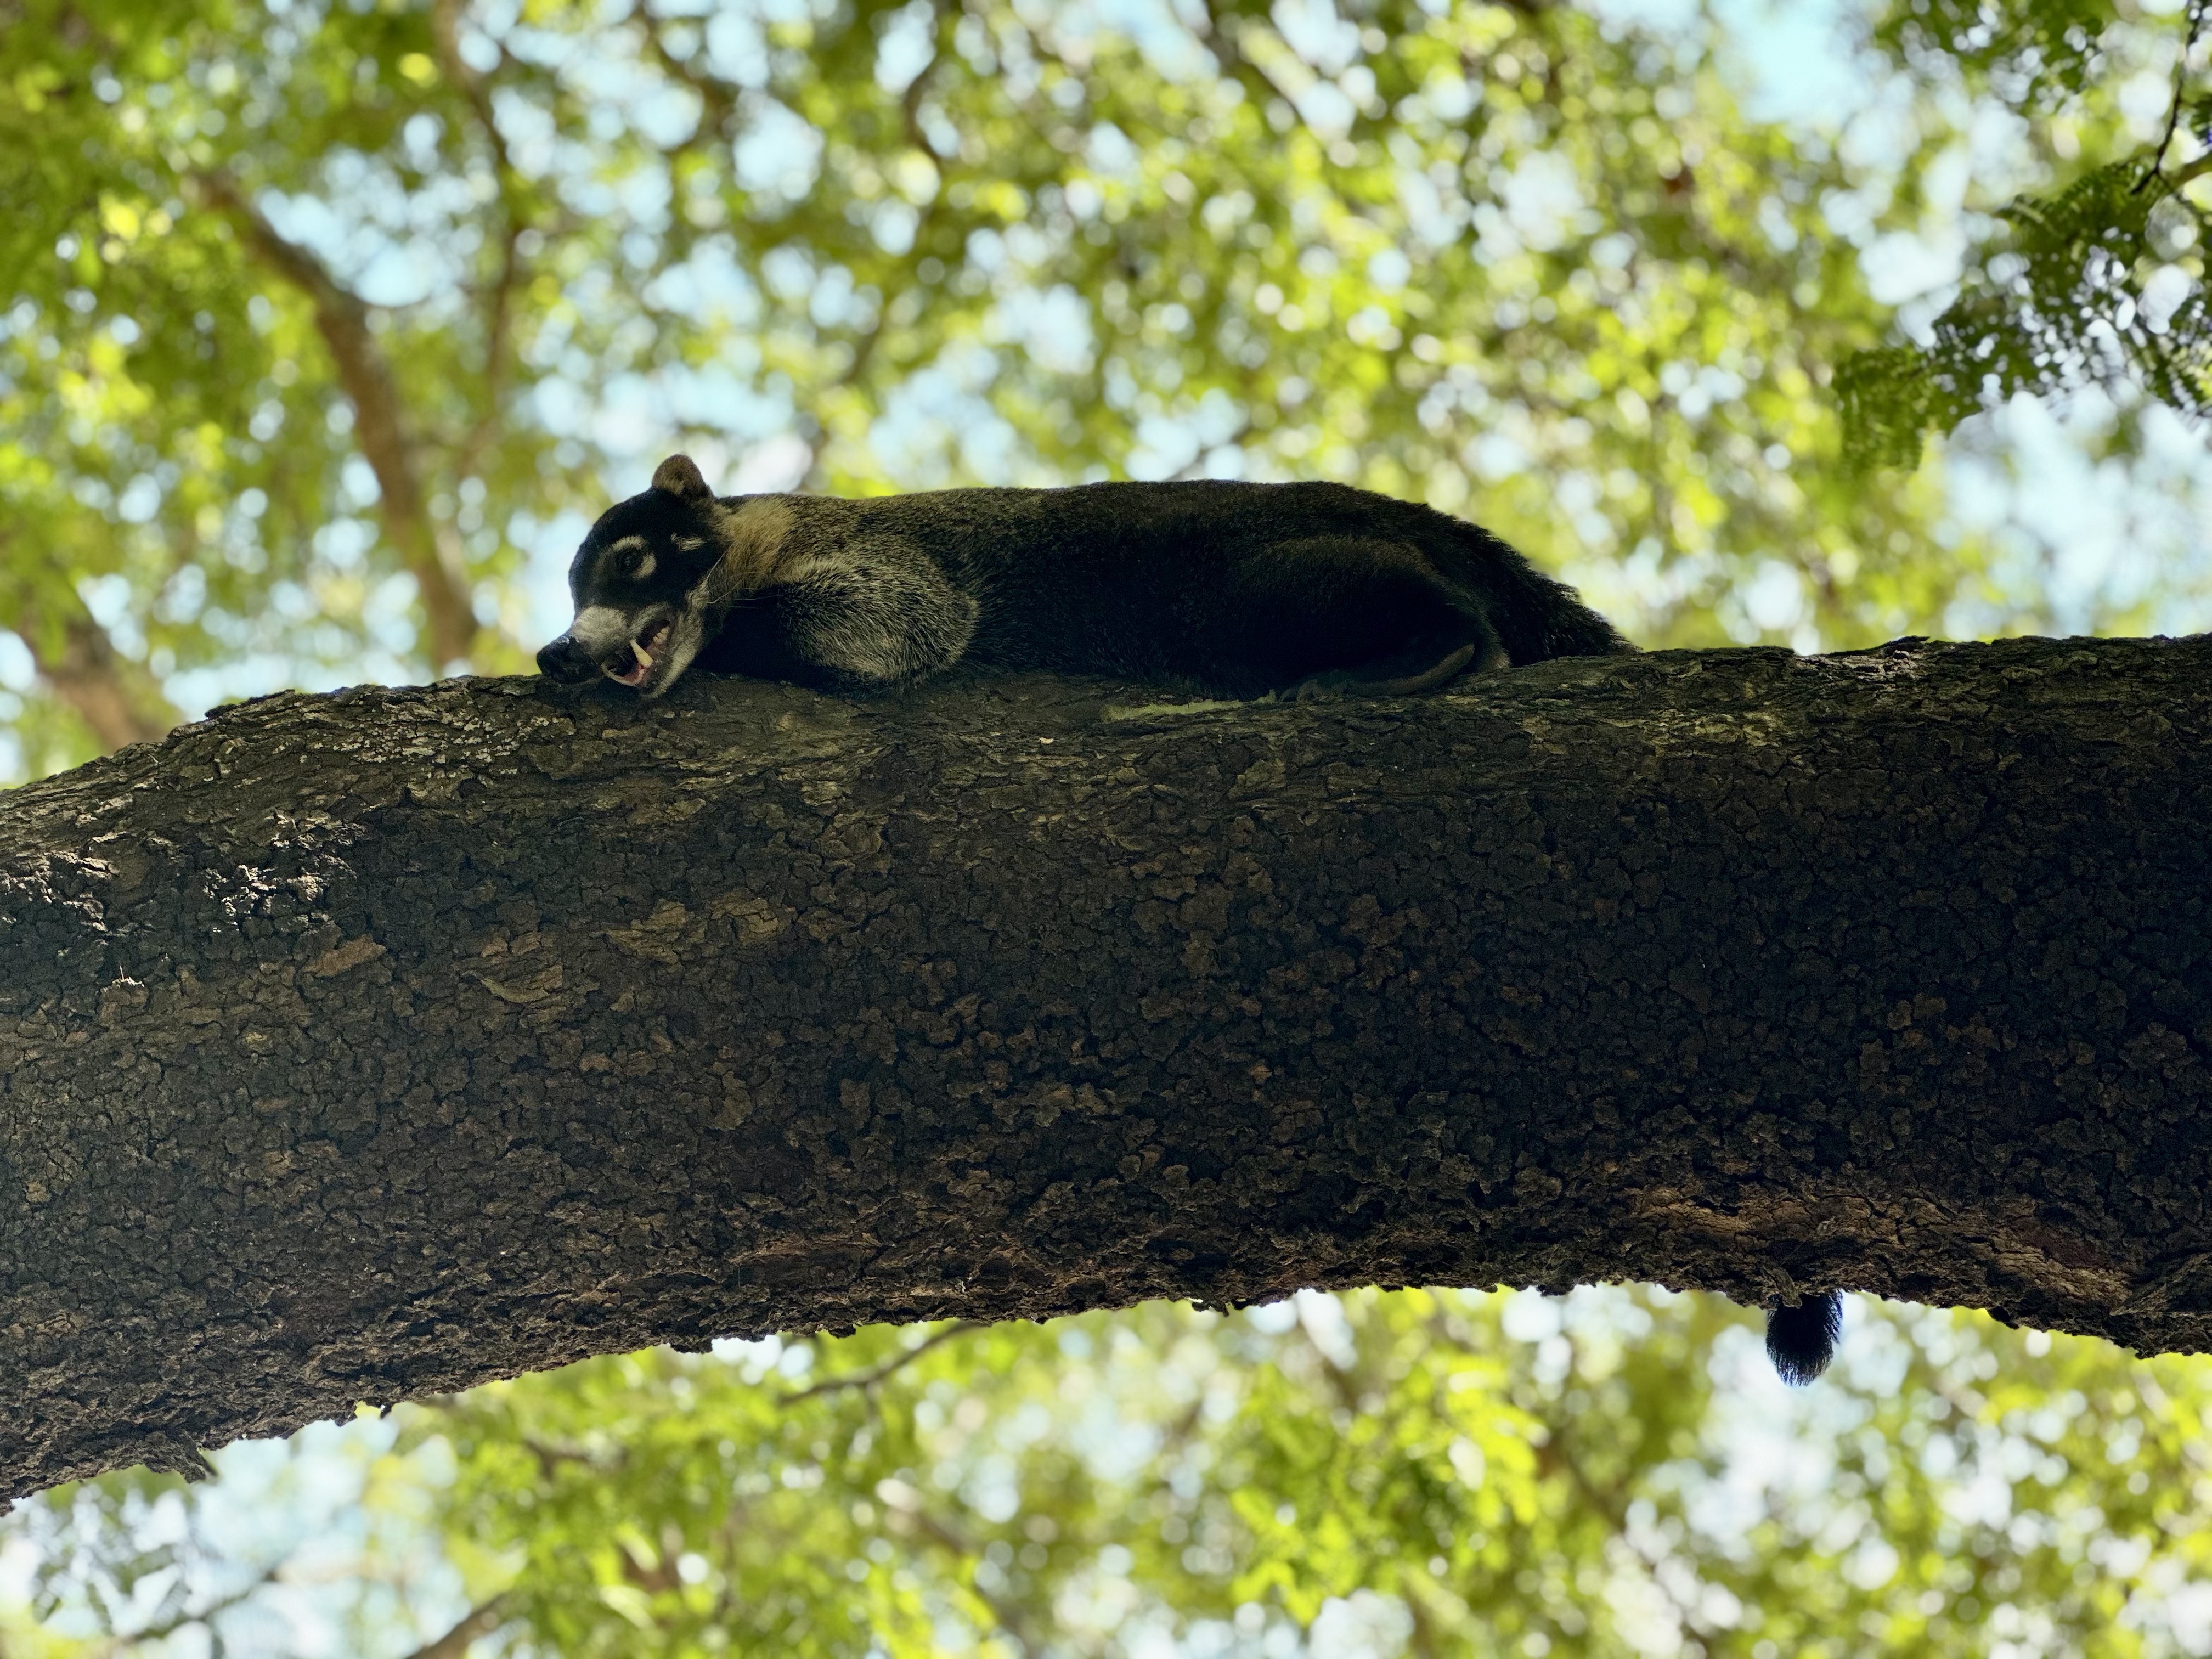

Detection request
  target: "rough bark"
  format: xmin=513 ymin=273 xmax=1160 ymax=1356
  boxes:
xmin=1 ymin=636 xmax=2208 ymax=1498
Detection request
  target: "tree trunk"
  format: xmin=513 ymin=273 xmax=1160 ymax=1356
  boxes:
xmin=2 ymin=637 xmax=2208 ymax=1497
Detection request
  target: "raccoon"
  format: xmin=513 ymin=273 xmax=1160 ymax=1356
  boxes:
xmin=534 ymin=454 xmax=1634 ymax=701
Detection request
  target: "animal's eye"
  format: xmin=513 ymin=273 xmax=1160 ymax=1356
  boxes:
xmin=614 ymin=545 xmax=644 ymax=575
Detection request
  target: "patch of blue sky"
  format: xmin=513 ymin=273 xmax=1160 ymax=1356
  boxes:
xmin=0 ymin=631 xmax=35 ymax=695
xmin=865 ymin=342 xmax=1047 ymax=487
xmin=1271 ymin=0 xmax=1363 ymax=76
xmin=726 ymin=431 xmax=815 ymax=493
xmin=1018 ymin=0 xmax=1217 ymax=82
xmin=588 ymin=370 xmax=675 ymax=455
xmin=873 ymin=196 xmax=923 ymax=255
xmin=643 ymin=238 xmax=765 ymax=328
xmin=488 ymin=83 xmax=558 ymax=178
xmin=876 ymin=0 xmax=939 ymax=93
xmin=1494 ymin=150 xmax=1596 ymax=258
xmin=1707 ymin=0 xmax=1869 ymax=127
xmin=1087 ymin=119 xmax=1143 ymax=178
xmin=574 ymin=44 xmax=702 ymax=151
xmin=166 ymin=645 xmax=414 ymax=719
xmin=808 ymin=263 xmax=873 ymax=333
xmin=989 ymin=283 xmax=1098 ymax=377
xmin=1392 ymin=164 xmax=1470 ymax=251
xmin=518 ymin=507 xmax=595 ymax=646
xmin=1127 ymin=387 xmax=1245 ymax=479
xmin=1941 ymin=392 xmax=2212 ymax=640
xmin=698 ymin=7 xmax=771 ymax=89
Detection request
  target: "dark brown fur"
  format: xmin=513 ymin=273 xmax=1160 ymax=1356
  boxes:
xmin=536 ymin=455 xmax=1633 ymax=700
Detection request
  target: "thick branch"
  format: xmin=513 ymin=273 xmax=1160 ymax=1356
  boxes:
xmin=193 ymin=172 xmax=480 ymax=670
xmin=2 ymin=638 xmax=2211 ymax=1498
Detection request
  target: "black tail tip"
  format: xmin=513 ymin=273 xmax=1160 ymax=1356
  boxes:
xmin=1765 ymin=1290 xmax=1844 ymax=1385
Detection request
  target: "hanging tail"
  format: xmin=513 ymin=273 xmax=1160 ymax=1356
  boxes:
xmin=1765 ymin=1290 xmax=1845 ymax=1385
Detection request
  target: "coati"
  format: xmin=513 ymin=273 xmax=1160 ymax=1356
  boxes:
xmin=537 ymin=456 xmax=1832 ymax=1384
xmin=534 ymin=454 xmax=1634 ymax=701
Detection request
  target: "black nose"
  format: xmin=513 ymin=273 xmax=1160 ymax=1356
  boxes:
xmin=537 ymin=635 xmax=599 ymax=684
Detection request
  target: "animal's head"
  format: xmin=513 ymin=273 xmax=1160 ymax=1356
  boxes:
xmin=535 ymin=454 xmax=764 ymax=698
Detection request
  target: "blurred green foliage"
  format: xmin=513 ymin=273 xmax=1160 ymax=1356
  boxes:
xmin=23 ymin=1290 xmax=2212 ymax=1656
xmin=7 ymin=0 xmax=2212 ymax=1652
xmin=13 ymin=0 xmax=2202 ymax=778
xmin=1841 ymin=0 xmax=2211 ymax=467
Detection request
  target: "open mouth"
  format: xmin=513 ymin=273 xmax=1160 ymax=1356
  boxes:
xmin=605 ymin=614 xmax=675 ymax=690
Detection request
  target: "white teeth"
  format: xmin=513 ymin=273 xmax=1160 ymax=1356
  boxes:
xmin=633 ymin=641 xmax=653 ymax=670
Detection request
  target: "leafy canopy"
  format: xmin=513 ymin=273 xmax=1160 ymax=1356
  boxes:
xmin=24 ymin=1291 xmax=2212 ymax=1656
xmin=1843 ymin=0 xmax=2211 ymax=464
xmin=7 ymin=0 xmax=2178 ymax=777
xmin=5 ymin=0 xmax=2212 ymax=1654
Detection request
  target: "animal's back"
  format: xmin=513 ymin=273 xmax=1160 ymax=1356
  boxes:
xmin=788 ymin=479 xmax=1627 ymax=689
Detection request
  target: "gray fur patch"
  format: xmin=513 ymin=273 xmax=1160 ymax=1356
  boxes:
xmin=778 ymin=552 xmax=978 ymax=684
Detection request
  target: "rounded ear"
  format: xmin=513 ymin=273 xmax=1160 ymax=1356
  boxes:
xmin=651 ymin=453 xmax=713 ymax=503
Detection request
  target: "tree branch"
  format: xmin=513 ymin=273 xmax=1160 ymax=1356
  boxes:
xmin=430 ymin=0 xmax=531 ymax=483
xmin=4 ymin=592 xmax=177 ymax=752
xmin=900 ymin=0 xmax=954 ymax=156
xmin=122 ymin=1565 xmax=288 ymax=1646
xmin=2169 ymin=149 xmax=2212 ymax=189
xmin=2137 ymin=0 xmax=2207 ymax=194
xmin=641 ymin=11 xmax=738 ymax=133
xmin=4 ymin=637 xmax=2212 ymax=1499
xmin=32 ymin=617 xmax=174 ymax=752
xmin=402 ymin=1595 xmax=511 ymax=1659
xmin=780 ymin=1320 xmax=980 ymax=1404
xmin=190 ymin=171 xmax=480 ymax=670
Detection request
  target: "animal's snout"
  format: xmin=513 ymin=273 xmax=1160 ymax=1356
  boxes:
xmin=536 ymin=635 xmax=599 ymax=684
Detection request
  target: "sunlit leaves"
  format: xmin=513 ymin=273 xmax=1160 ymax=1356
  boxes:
xmin=1844 ymin=155 xmax=2210 ymax=462
xmin=1876 ymin=0 xmax=2126 ymax=106
xmin=0 ymin=0 xmax=2060 ymax=778
xmin=29 ymin=1290 xmax=2212 ymax=1656
xmin=1847 ymin=0 xmax=2211 ymax=465
xmin=411 ymin=1295 xmax=2212 ymax=1656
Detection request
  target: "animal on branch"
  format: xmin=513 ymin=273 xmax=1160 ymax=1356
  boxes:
xmin=535 ymin=454 xmax=1635 ymax=701
xmin=535 ymin=455 xmax=1842 ymax=1386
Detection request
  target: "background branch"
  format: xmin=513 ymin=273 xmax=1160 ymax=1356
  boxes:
xmin=401 ymin=1594 xmax=512 ymax=1659
xmin=191 ymin=171 xmax=481 ymax=670
xmin=16 ymin=605 xmax=176 ymax=751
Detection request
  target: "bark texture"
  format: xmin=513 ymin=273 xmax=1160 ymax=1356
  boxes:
xmin=1 ymin=636 xmax=2209 ymax=1497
